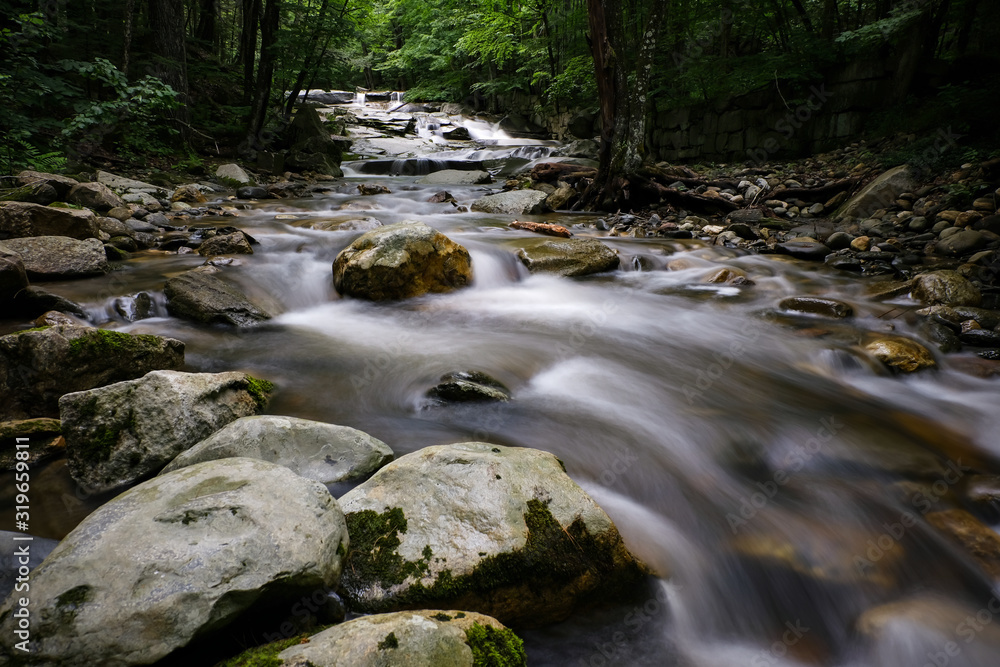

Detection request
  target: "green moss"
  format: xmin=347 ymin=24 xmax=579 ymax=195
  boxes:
xmin=245 ymin=376 xmax=275 ymax=411
xmin=214 ymin=634 xmax=308 ymax=667
xmin=342 ymin=508 xmax=432 ymax=590
xmin=376 ymin=632 xmax=399 ymax=650
xmin=75 ymin=422 xmax=121 ymax=463
xmin=67 ymin=329 xmax=164 ymax=359
xmin=465 ymin=622 xmax=526 ymax=667
xmin=14 ymin=326 xmax=52 ymax=334
xmin=432 ymin=612 xmax=452 ymax=621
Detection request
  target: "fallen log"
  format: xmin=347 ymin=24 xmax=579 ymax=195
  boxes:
xmin=509 ymin=221 xmax=572 ymax=238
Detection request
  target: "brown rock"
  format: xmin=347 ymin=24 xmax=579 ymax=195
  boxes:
xmin=926 ymin=509 xmax=1000 ymax=578
xmin=864 ymin=336 xmax=936 ymax=372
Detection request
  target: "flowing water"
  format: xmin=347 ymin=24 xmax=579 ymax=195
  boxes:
xmin=7 ymin=97 xmax=1000 ymax=666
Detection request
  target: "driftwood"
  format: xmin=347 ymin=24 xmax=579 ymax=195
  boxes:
xmin=509 ymin=221 xmax=572 ymax=238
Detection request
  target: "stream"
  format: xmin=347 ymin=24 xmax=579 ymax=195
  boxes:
xmin=8 ymin=95 xmax=1000 ymax=666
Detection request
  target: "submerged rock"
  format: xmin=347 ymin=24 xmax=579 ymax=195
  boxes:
xmin=470 ymin=189 xmax=549 ymax=215
xmin=333 ymin=222 xmax=472 ymax=301
xmin=276 ymin=610 xmax=524 ymax=667
xmin=0 ymin=325 xmax=184 ymax=420
xmin=164 ymin=266 xmax=273 ymax=326
xmin=0 ymin=458 xmax=348 ymax=666
xmin=426 ymin=370 xmax=511 ymax=403
xmin=60 ymin=370 xmax=273 ymax=493
xmin=515 ymin=238 xmax=619 ymax=277
xmin=338 ymin=442 xmax=646 ymax=627
xmin=160 ymin=415 xmax=393 ymax=485
xmin=0 ymin=236 xmax=109 ymax=279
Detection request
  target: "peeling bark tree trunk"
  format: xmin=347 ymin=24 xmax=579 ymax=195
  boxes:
xmin=585 ymin=0 xmax=665 ymax=212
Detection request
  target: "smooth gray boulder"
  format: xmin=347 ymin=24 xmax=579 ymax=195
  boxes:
xmin=0 ymin=236 xmax=108 ymax=279
xmin=160 ymin=415 xmax=393 ymax=485
xmin=470 ymin=190 xmax=549 ymax=215
xmin=97 ymin=171 xmax=167 ymax=197
xmin=515 ymin=238 xmax=619 ymax=277
xmin=276 ymin=610 xmax=524 ymax=667
xmin=216 ymin=163 xmax=254 ymax=187
xmin=17 ymin=170 xmax=80 ymax=198
xmin=164 ymin=266 xmax=273 ymax=326
xmin=60 ymin=370 xmax=273 ymax=493
xmin=0 ymin=325 xmax=185 ymax=420
xmin=912 ymin=270 xmax=981 ymax=307
xmin=333 ymin=222 xmax=472 ymax=301
xmin=67 ymin=181 xmax=125 ymax=211
xmin=0 ymin=202 xmax=99 ymax=240
xmin=0 ymin=458 xmax=349 ymax=666
xmin=339 ymin=442 xmax=646 ymax=626
xmin=834 ymin=165 xmax=917 ymax=220
xmin=416 ymin=170 xmax=492 ymax=185
xmin=197 ymin=231 xmax=254 ymax=256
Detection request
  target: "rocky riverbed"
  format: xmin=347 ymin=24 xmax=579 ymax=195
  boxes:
xmin=1 ymin=94 xmax=1000 ymax=666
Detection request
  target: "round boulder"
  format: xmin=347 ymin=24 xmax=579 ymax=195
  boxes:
xmin=333 ymin=222 xmax=472 ymax=301
xmin=864 ymin=337 xmax=937 ymax=373
xmin=515 ymin=238 xmax=619 ymax=277
xmin=912 ymin=270 xmax=981 ymax=307
xmin=0 ymin=458 xmax=349 ymax=666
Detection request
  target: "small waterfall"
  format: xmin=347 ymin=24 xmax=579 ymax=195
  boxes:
xmin=390 ymin=91 xmax=403 ymax=102
xmin=354 ymin=91 xmax=366 ymax=106
xmin=389 ymin=158 xmax=408 ymax=176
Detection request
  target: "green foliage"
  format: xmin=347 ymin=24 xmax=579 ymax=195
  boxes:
xmin=542 ymin=56 xmax=596 ymax=110
xmin=214 ymin=634 xmax=309 ymax=667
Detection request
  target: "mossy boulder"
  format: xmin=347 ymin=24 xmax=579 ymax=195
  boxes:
xmin=0 ymin=458 xmax=349 ymax=666
xmin=0 ymin=201 xmax=98 ymax=240
xmin=0 ymin=181 xmax=58 ymax=205
xmin=164 ymin=266 xmax=274 ymax=326
xmin=0 ymin=236 xmax=108 ymax=280
xmin=470 ymin=190 xmax=548 ymax=216
xmin=160 ymin=415 xmax=393 ymax=485
xmin=333 ymin=222 xmax=473 ymax=301
xmin=274 ymin=610 xmax=524 ymax=667
xmin=338 ymin=442 xmax=647 ymax=627
xmin=17 ymin=170 xmax=80 ymax=198
xmin=60 ymin=370 xmax=274 ymax=493
xmin=0 ymin=325 xmax=184 ymax=420
xmin=911 ymin=270 xmax=982 ymax=307
xmin=514 ymin=238 xmax=619 ymax=277
xmin=67 ymin=181 xmax=125 ymax=211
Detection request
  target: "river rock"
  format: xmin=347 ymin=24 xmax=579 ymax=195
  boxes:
xmin=936 ymin=229 xmax=986 ymax=256
xmin=338 ymin=442 xmax=645 ymax=626
xmin=97 ymin=171 xmax=168 ymax=197
xmin=164 ymin=266 xmax=274 ymax=326
xmin=160 ymin=415 xmax=393 ymax=485
xmin=834 ymin=165 xmax=918 ymax=220
xmin=0 ymin=250 xmax=28 ymax=303
xmin=198 ymin=230 xmax=254 ymax=256
xmin=61 ymin=370 xmax=273 ymax=493
xmin=333 ymin=222 xmax=472 ymax=301
xmin=0 ymin=201 xmax=98 ymax=240
xmin=864 ymin=337 xmax=936 ymax=372
xmin=426 ymin=371 xmax=511 ymax=403
xmin=17 ymin=170 xmax=80 ymax=197
xmin=171 ymin=184 xmax=207 ymax=204
xmin=470 ymin=190 xmax=549 ymax=215
xmin=911 ymin=270 xmax=981 ymax=307
xmin=0 ymin=325 xmax=184 ymax=420
xmin=416 ymin=170 xmax=492 ymax=185
xmin=308 ymin=217 xmax=384 ymax=232
xmin=0 ymin=417 xmax=64 ymax=470
xmin=0 ymin=180 xmax=58 ymax=205
xmin=442 ymin=126 xmax=471 ymax=141
xmin=67 ymin=181 xmax=124 ymax=212
xmin=0 ymin=458 xmax=348 ymax=666
xmin=775 ymin=240 xmax=832 ymax=260
xmin=276 ymin=610 xmax=524 ymax=667
xmin=284 ymin=106 xmax=350 ymax=177
xmin=236 ymin=186 xmax=270 ymax=199
xmin=216 ymin=163 xmax=253 ymax=187
xmin=546 ymin=185 xmax=576 ymax=211
xmin=778 ymin=296 xmax=854 ymax=318
xmin=515 ymin=238 xmax=619 ymax=277
xmin=0 ymin=236 xmax=108 ymax=280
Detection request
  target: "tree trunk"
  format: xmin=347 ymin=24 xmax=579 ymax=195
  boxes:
xmin=122 ymin=0 xmax=136 ymax=75
xmin=246 ymin=0 xmax=280 ymax=148
xmin=584 ymin=0 xmax=664 ymax=211
xmin=148 ymin=0 xmax=190 ymax=128
xmin=196 ymin=0 xmax=219 ymax=47
xmin=240 ymin=0 xmax=261 ymax=104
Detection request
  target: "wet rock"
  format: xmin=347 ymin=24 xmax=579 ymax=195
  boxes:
xmin=0 ymin=418 xmax=64 ymax=470
xmin=0 ymin=458 xmax=348 ymax=665
xmin=0 ymin=250 xmax=28 ymax=303
xmin=112 ymin=292 xmax=154 ymax=321
xmin=416 ymin=170 xmax=492 ymax=185
xmin=96 ymin=215 xmax=135 ymax=238
xmin=333 ymin=222 xmax=472 ymax=301
xmin=284 ymin=106 xmax=350 ymax=177
xmin=0 ymin=201 xmax=98 ymax=240
xmin=160 ymin=415 xmax=393 ymax=485
xmin=215 ymin=163 xmax=253 ymax=187
xmin=171 ymin=184 xmax=208 ymax=204
xmin=442 ymin=126 xmax=471 ymax=140
xmin=912 ymin=270 xmax=981 ymax=307
xmin=0 ymin=325 xmax=184 ymax=420
xmin=974 ymin=215 xmax=1000 ymax=234
xmin=427 ymin=191 xmax=456 ymax=204
xmin=864 ymin=336 xmax=936 ymax=373
xmin=926 ymin=509 xmax=1000 ymax=579
xmin=33 ymin=310 xmax=83 ymax=327
xmin=427 ymin=370 xmax=511 ymax=403
xmin=67 ymin=181 xmax=124 ymax=211
xmin=834 ymin=165 xmax=918 ymax=219
xmin=17 ymin=170 xmax=80 ymax=198
xmin=338 ymin=442 xmax=646 ymax=626
xmin=936 ymin=229 xmax=986 ymax=256
xmin=960 ymin=328 xmax=1000 ymax=347
xmin=276 ymin=610 xmax=524 ymax=667
xmin=309 ymin=217 xmax=383 ymax=232
xmin=727 ymin=222 xmax=758 ymax=240
xmin=0 ymin=236 xmax=108 ymax=280
xmin=779 ymin=297 xmax=854 ymax=318
xmin=515 ymin=238 xmax=619 ymax=277
xmin=470 ymin=189 xmax=549 ymax=215
xmin=0 ymin=530 xmax=59 ymax=600
xmin=8 ymin=286 xmax=87 ymax=320
xmin=97 ymin=171 xmax=168 ymax=197
xmin=704 ymin=267 xmax=751 ymax=285
xmin=358 ymin=183 xmax=392 ymax=195
xmin=236 ymin=186 xmax=270 ymax=199
xmin=561 ymin=139 xmax=599 ymax=160
xmin=921 ymin=321 xmax=962 ymax=353
xmin=825 ymin=231 xmax=853 ymax=250
xmin=546 ymin=185 xmax=576 ymax=211
xmin=197 ymin=230 xmax=254 ymax=256
xmin=164 ymin=266 xmax=274 ymax=326
xmin=775 ymin=240 xmax=832 ymax=260
xmin=61 ymin=370 xmax=273 ymax=493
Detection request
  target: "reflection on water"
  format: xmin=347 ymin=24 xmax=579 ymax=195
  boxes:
xmin=5 ymin=162 xmax=1000 ymax=665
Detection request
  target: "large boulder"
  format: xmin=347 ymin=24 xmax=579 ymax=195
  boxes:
xmin=67 ymin=181 xmax=125 ymax=211
xmin=912 ymin=270 xmax=981 ymax=307
xmin=0 ymin=458 xmax=349 ymax=666
xmin=197 ymin=231 xmax=254 ymax=256
xmin=333 ymin=222 xmax=472 ymax=301
xmin=17 ymin=170 xmax=80 ymax=198
xmin=0 ymin=202 xmax=98 ymax=240
xmin=60 ymin=370 xmax=274 ymax=493
xmin=0 ymin=325 xmax=184 ymax=420
xmin=0 ymin=236 xmax=109 ymax=280
xmin=515 ymin=238 xmax=619 ymax=277
xmin=0 ymin=180 xmax=59 ymax=205
xmin=283 ymin=106 xmax=351 ymax=177
xmin=275 ymin=610 xmax=525 ymax=667
xmin=0 ymin=249 xmax=28 ymax=303
xmin=96 ymin=171 xmax=168 ymax=197
xmin=215 ymin=163 xmax=254 ymax=187
xmin=470 ymin=190 xmax=549 ymax=216
xmin=834 ymin=165 xmax=918 ymax=220
xmin=160 ymin=415 xmax=393 ymax=485
xmin=164 ymin=266 xmax=273 ymax=326
xmin=338 ymin=442 xmax=646 ymax=627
